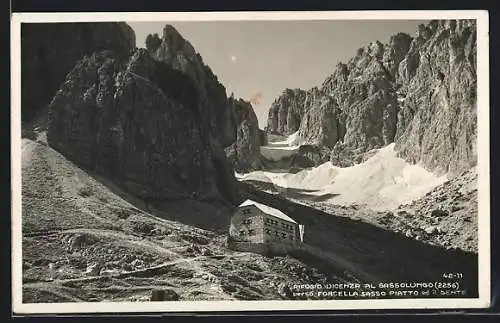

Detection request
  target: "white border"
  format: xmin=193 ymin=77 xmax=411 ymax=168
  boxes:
xmin=11 ymin=10 xmax=490 ymax=314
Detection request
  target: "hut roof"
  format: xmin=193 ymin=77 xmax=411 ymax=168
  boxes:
xmin=239 ymin=199 xmax=296 ymax=223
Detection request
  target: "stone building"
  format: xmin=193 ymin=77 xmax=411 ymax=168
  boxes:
xmin=227 ymin=199 xmax=304 ymax=254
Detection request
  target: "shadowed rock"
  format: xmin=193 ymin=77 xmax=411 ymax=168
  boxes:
xmin=265 ymin=19 xmax=477 ymax=176
xmin=47 ymin=38 xmax=240 ymax=205
xmin=21 ymin=22 xmax=136 ymax=122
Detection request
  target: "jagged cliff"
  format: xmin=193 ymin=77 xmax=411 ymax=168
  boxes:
xmin=21 ymin=22 xmax=136 ymax=122
xmin=44 ymin=24 xmax=254 ymax=205
xmin=394 ymin=20 xmax=477 ymax=175
xmin=145 ymin=28 xmax=238 ymax=147
xmin=267 ymin=88 xmax=308 ymax=135
xmin=146 ymin=29 xmax=262 ymax=172
xmin=266 ymin=20 xmax=477 ymax=176
xmin=225 ymin=96 xmax=263 ymax=172
xmin=47 ymin=48 xmax=239 ymax=204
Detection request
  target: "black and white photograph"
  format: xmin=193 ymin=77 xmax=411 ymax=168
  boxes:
xmin=11 ymin=11 xmax=490 ymax=313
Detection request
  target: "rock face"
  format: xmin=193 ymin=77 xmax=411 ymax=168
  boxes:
xmin=290 ymin=145 xmax=331 ymax=169
xmin=225 ymin=97 xmax=263 ymax=172
xmin=266 ymin=89 xmax=307 ymax=135
xmin=394 ymin=20 xmax=477 ymax=175
xmin=146 ymin=26 xmax=237 ymax=147
xmin=266 ymin=20 xmax=477 ymax=176
xmin=47 ymin=25 xmax=242 ymax=204
xmin=297 ymin=94 xmax=340 ymax=148
xmin=145 ymin=26 xmax=263 ymax=173
xmin=21 ymin=22 xmax=136 ymax=122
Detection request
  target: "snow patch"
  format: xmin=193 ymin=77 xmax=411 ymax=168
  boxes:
xmin=240 ymin=143 xmax=448 ymax=211
xmin=283 ymin=131 xmax=306 ymax=147
xmin=260 ymin=146 xmax=299 ymax=161
xmin=260 ymin=131 xmax=305 ymax=161
xmin=240 ymin=199 xmax=296 ymax=223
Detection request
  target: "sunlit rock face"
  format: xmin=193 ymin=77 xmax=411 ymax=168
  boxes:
xmin=265 ymin=20 xmax=477 ymax=176
xmin=266 ymin=88 xmax=308 ymax=136
xmin=394 ymin=20 xmax=477 ymax=176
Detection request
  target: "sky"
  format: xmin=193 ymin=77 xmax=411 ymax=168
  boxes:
xmin=127 ymin=20 xmax=428 ymax=128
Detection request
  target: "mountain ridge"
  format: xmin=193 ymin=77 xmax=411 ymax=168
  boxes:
xmin=266 ymin=19 xmax=477 ymax=177
xmin=21 ymin=22 xmax=136 ymax=123
xmin=35 ymin=24 xmax=252 ymax=206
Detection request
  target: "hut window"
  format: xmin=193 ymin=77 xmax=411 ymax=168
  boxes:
xmin=248 ymin=229 xmax=255 ymax=235
xmin=239 ymin=230 xmax=246 ymax=236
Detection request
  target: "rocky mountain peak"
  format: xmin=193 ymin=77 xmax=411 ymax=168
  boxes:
xmin=21 ymin=22 xmax=136 ymax=122
xmin=29 ymin=22 xmax=252 ymax=206
xmin=266 ymin=19 xmax=477 ymax=176
xmin=146 ymin=24 xmax=235 ymax=147
xmin=31 ymin=22 xmax=270 ymax=205
xmin=414 ymin=24 xmax=430 ymax=40
xmin=159 ymin=24 xmax=197 ymax=58
xmin=266 ymin=88 xmax=308 ymax=135
xmin=367 ymin=40 xmax=384 ymax=60
xmin=395 ymin=19 xmax=477 ymax=176
xmin=146 ymin=24 xmax=264 ymax=172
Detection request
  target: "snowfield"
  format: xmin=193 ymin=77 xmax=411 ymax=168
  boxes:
xmin=239 ymin=143 xmax=448 ymax=211
xmin=259 ymin=131 xmax=305 ymax=161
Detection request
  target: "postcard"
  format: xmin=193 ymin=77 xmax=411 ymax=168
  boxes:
xmin=11 ymin=10 xmax=490 ymax=314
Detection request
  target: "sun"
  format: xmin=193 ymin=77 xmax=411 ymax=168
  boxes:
xmin=230 ymin=55 xmax=237 ymax=62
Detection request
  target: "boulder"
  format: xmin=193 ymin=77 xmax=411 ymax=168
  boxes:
xmin=150 ymin=289 xmax=180 ymax=301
